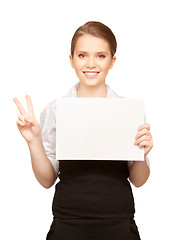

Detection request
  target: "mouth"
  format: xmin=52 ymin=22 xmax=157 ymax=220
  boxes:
xmin=83 ymin=71 xmax=100 ymax=78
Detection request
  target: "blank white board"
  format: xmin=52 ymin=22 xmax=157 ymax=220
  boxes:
xmin=56 ymin=98 xmax=144 ymax=161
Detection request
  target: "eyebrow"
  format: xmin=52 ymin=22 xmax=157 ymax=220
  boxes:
xmin=77 ymin=51 xmax=108 ymax=54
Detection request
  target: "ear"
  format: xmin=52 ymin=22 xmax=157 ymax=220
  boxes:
xmin=109 ymin=56 xmax=116 ymax=70
xmin=69 ymin=54 xmax=75 ymax=69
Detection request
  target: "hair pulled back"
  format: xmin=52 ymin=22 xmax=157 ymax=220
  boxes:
xmin=71 ymin=21 xmax=117 ymax=58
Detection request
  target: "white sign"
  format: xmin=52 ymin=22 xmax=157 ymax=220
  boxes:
xmin=56 ymin=97 xmax=144 ymax=161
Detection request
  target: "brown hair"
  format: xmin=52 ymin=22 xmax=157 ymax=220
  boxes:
xmin=71 ymin=21 xmax=117 ymax=58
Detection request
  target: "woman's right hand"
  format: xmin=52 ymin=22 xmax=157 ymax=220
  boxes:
xmin=13 ymin=95 xmax=41 ymax=143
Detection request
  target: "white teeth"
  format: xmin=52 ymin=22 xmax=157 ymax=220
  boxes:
xmin=84 ymin=72 xmax=98 ymax=76
xmin=86 ymin=73 xmax=96 ymax=75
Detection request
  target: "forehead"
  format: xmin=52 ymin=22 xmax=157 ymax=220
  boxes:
xmin=75 ymin=34 xmax=110 ymax=53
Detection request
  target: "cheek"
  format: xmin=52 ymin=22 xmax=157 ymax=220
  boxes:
xmin=100 ymin=61 xmax=112 ymax=72
xmin=74 ymin=60 xmax=85 ymax=70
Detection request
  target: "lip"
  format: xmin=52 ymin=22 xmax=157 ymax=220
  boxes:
xmin=83 ymin=71 xmax=100 ymax=78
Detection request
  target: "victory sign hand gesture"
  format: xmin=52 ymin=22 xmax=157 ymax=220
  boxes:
xmin=13 ymin=95 xmax=41 ymax=143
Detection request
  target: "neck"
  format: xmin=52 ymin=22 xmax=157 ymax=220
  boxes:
xmin=76 ymin=82 xmax=108 ymax=98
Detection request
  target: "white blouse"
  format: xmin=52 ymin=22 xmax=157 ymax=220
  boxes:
xmin=40 ymin=82 xmax=149 ymax=173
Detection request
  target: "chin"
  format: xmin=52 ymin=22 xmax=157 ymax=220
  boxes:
xmin=85 ymin=77 xmax=104 ymax=85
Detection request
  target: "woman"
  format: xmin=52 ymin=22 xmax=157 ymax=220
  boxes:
xmin=13 ymin=21 xmax=153 ymax=240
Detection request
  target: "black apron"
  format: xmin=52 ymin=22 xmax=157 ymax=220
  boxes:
xmin=46 ymin=160 xmax=141 ymax=240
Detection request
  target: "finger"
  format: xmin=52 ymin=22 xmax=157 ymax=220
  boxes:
xmin=13 ymin=97 xmax=27 ymax=115
xmin=24 ymin=113 xmax=34 ymax=124
xmin=138 ymin=140 xmax=152 ymax=148
xmin=135 ymin=128 xmax=150 ymax=140
xmin=138 ymin=124 xmax=150 ymax=131
xmin=24 ymin=112 xmax=39 ymax=126
xmin=18 ymin=113 xmax=28 ymax=123
xmin=134 ymin=135 xmax=151 ymax=145
xmin=26 ymin=95 xmax=34 ymax=115
xmin=16 ymin=119 xmax=25 ymax=127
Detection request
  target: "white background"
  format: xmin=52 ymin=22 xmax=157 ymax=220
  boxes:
xmin=0 ymin=0 xmax=180 ymax=239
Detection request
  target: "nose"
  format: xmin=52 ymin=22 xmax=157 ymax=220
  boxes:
xmin=87 ymin=56 xmax=96 ymax=69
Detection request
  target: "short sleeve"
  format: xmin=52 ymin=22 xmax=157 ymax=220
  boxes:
xmin=40 ymin=100 xmax=59 ymax=173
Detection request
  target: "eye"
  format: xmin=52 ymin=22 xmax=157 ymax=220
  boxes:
xmin=98 ymin=54 xmax=105 ymax=59
xmin=79 ymin=54 xmax=85 ymax=58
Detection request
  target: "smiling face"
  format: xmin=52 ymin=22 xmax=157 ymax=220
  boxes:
xmin=69 ymin=34 xmax=116 ymax=89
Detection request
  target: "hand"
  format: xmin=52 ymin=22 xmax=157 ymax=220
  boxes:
xmin=134 ymin=123 xmax=153 ymax=157
xmin=13 ymin=95 xmax=41 ymax=143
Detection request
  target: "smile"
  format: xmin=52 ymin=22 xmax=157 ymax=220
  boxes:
xmin=83 ymin=71 xmax=100 ymax=78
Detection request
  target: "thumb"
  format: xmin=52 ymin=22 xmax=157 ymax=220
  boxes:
xmin=24 ymin=114 xmax=37 ymax=126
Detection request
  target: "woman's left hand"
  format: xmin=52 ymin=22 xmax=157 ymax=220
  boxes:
xmin=134 ymin=123 xmax=153 ymax=157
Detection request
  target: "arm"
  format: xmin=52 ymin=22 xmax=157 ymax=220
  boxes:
xmin=129 ymin=124 xmax=153 ymax=187
xmin=13 ymin=95 xmax=57 ymax=189
xmin=129 ymin=156 xmax=150 ymax=187
xmin=27 ymin=137 xmax=58 ymax=189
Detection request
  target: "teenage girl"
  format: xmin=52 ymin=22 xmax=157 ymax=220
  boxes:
xmin=13 ymin=21 xmax=153 ymax=240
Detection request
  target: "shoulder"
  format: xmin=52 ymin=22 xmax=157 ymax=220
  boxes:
xmin=112 ymin=90 xmax=125 ymax=99
xmin=107 ymin=84 xmax=125 ymax=99
xmin=40 ymin=99 xmax=56 ymax=122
